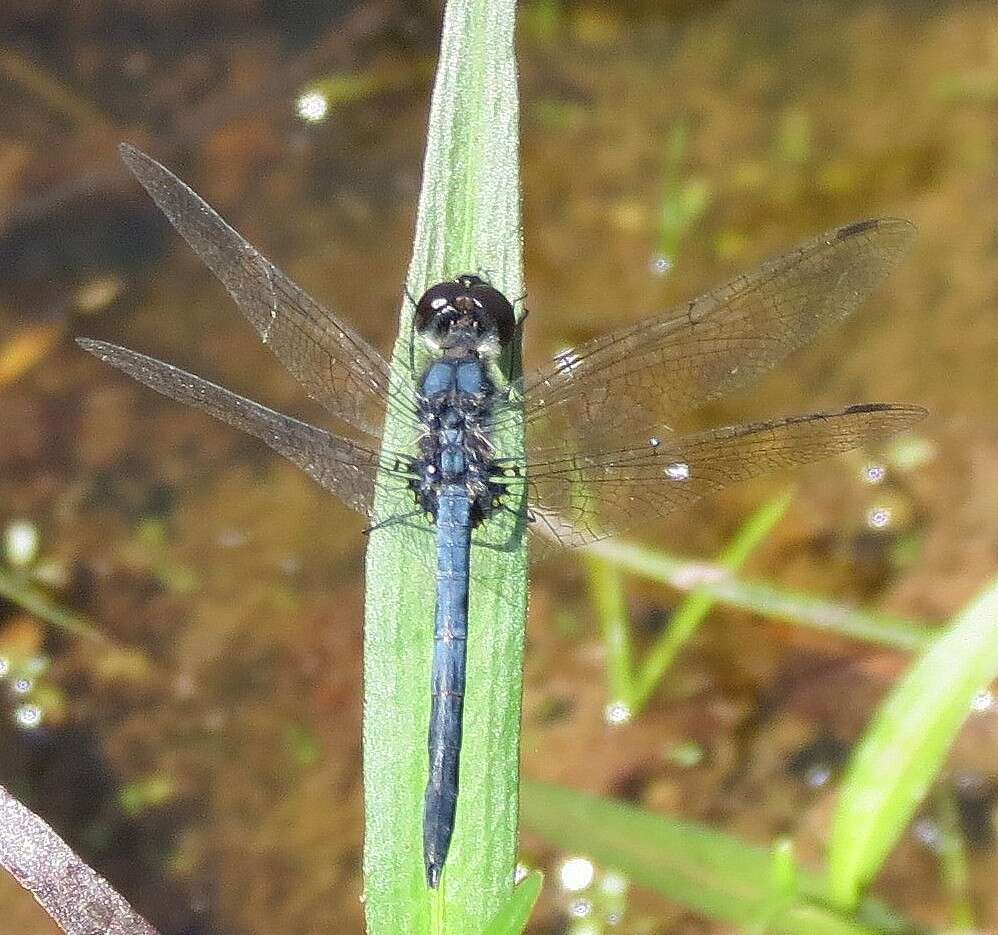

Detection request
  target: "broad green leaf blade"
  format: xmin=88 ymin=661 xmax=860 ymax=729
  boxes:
xmin=363 ymin=0 xmax=526 ymax=932
xmin=827 ymin=576 xmax=998 ymax=909
xmin=482 ymin=871 xmax=543 ymax=935
xmin=520 ymin=780 xmax=911 ymax=935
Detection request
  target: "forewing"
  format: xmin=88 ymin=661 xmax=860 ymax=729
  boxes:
xmin=519 ymin=218 xmax=916 ymax=452
xmin=119 ymin=144 xmax=418 ymax=438
xmin=77 ymin=339 xmax=385 ymax=517
xmin=519 ymin=403 xmax=925 ymax=547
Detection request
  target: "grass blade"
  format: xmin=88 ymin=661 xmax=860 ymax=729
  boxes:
xmin=588 ymin=557 xmax=635 ymax=714
xmin=362 ymin=0 xmax=526 ymax=931
xmin=520 ymin=780 xmax=915 ymax=935
xmin=629 ymin=487 xmax=794 ymax=714
xmin=587 ymin=538 xmax=936 ymax=652
xmin=827 ymin=576 xmax=998 ymax=909
xmin=482 ymin=871 xmax=543 ymax=935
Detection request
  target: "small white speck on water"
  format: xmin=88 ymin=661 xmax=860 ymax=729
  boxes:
xmin=863 ymin=463 xmax=887 ymax=484
xmin=912 ymin=817 xmax=943 ymax=852
xmin=295 ymin=90 xmax=329 ymax=122
xmin=601 ymin=871 xmax=628 ymax=896
xmin=12 ymin=677 xmax=33 ymax=695
xmin=971 ymin=689 xmax=995 ymax=713
xmin=603 ymin=701 xmax=632 ymax=725
xmin=664 ymin=461 xmax=691 ymax=480
xmin=15 ymin=704 xmax=42 ymax=729
xmin=649 ymin=255 xmax=673 ymax=277
xmin=569 ymin=898 xmax=593 ymax=918
xmin=559 ymin=856 xmax=595 ymax=892
xmin=804 ymin=764 xmax=832 ymax=788
xmin=648 ymin=436 xmax=661 ymax=448
xmin=4 ymin=520 xmax=39 ymax=568
xmin=866 ymin=506 xmax=892 ymax=529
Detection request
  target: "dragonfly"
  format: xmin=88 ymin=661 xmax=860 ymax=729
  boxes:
xmin=80 ymin=144 xmax=925 ymax=888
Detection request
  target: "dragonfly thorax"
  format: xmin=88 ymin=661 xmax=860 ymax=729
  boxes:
xmin=410 ymin=357 xmax=505 ymax=528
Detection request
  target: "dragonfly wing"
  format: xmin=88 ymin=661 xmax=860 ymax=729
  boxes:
xmin=519 ymin=403 xmax=926 ymax=548
xmin=519 ymin=218 xmax=916 ymax=452
xmin=119 ymin=144 xmax=418 ymax=438
xmin=77 ymin=339 xmax=387 ymax=518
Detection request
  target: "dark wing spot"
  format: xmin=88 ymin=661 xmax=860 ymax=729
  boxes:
xmin=836 ymin=218 xmax=880 ymax=239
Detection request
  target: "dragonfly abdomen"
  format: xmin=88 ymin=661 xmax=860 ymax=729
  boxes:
xmin=424 ymin=483 xmax=472 ymax=889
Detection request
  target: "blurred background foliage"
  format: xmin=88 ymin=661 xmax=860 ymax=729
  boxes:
xmin=1 ymin=0 xmax=996 ymax=932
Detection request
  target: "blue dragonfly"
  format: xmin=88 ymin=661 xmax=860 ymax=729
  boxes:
xmin=79 ymin=144 xmax=924 ymax=888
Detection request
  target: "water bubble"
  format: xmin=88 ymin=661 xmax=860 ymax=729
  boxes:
xmin=648 ymin=436 xmax=661 ymax=448
xmin=649 ymin=255 xmax=673 ymax=277
xmin=664 ymin=461 xmax=691 ymax=481
xmin=603 ymin=701 xmax=632 ymax=726
xmin=12 ymin=677 xmax=33 ymax=695
xmin=14 ymin=704 xmax=42 ymax=729
xmin=971 ymin=689 xmax=995 ymax=713
xmin=912 ymin=817 xmax=943 ymax=852
xmin=296 ymin=91 xmax=329 ymax=123
xmin=600 ymin=871 xmax=628 ymax=896
xmin=804 ymin=763 xmax=832 ymax=788
xmin=4 ymin=520 xmax=39 ymax=568
xmin=0 ymin=656 xmax=9 ymax=678
xmin=568 ymin=898 xmax=593 ymax=918
xmin=863 ymin=464 xmax=886 ymax=485
xmin=560 ymin=856 xmax=595 ymax=892
xmin=866 ymin=506 xmax=892 ymax=529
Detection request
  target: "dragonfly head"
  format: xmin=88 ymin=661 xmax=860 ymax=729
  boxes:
xmin=414 ymin=274 xmax=515 ymax=357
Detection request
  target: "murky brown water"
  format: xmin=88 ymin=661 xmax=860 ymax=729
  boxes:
xmin=1 ymin=1 xmax=997 ymax=932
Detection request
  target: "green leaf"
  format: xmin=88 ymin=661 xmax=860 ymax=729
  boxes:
xmin=520 ymin=780 xmax=917 ymax=935
xmin=588 ymin=537 xmax=936 ymax=652
xmin=362 ymin=1 xmax=526 ymax=932
xmin=827 ymin=576 xmax=998 ymax=909
xmin=629 ymin=487 xmax=794 ymax=714
xmin=482 ymin=871 xmax=543 ymax=935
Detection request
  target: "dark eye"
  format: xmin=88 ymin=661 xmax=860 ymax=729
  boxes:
xmin=469 ymin=284 xmax=515 ymax=346
xmin=415 ymin=282 xmax=460 ymax=334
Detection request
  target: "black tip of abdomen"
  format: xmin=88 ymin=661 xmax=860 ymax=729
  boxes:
xmin=426 ymin=861 xmax=443 ymax=889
